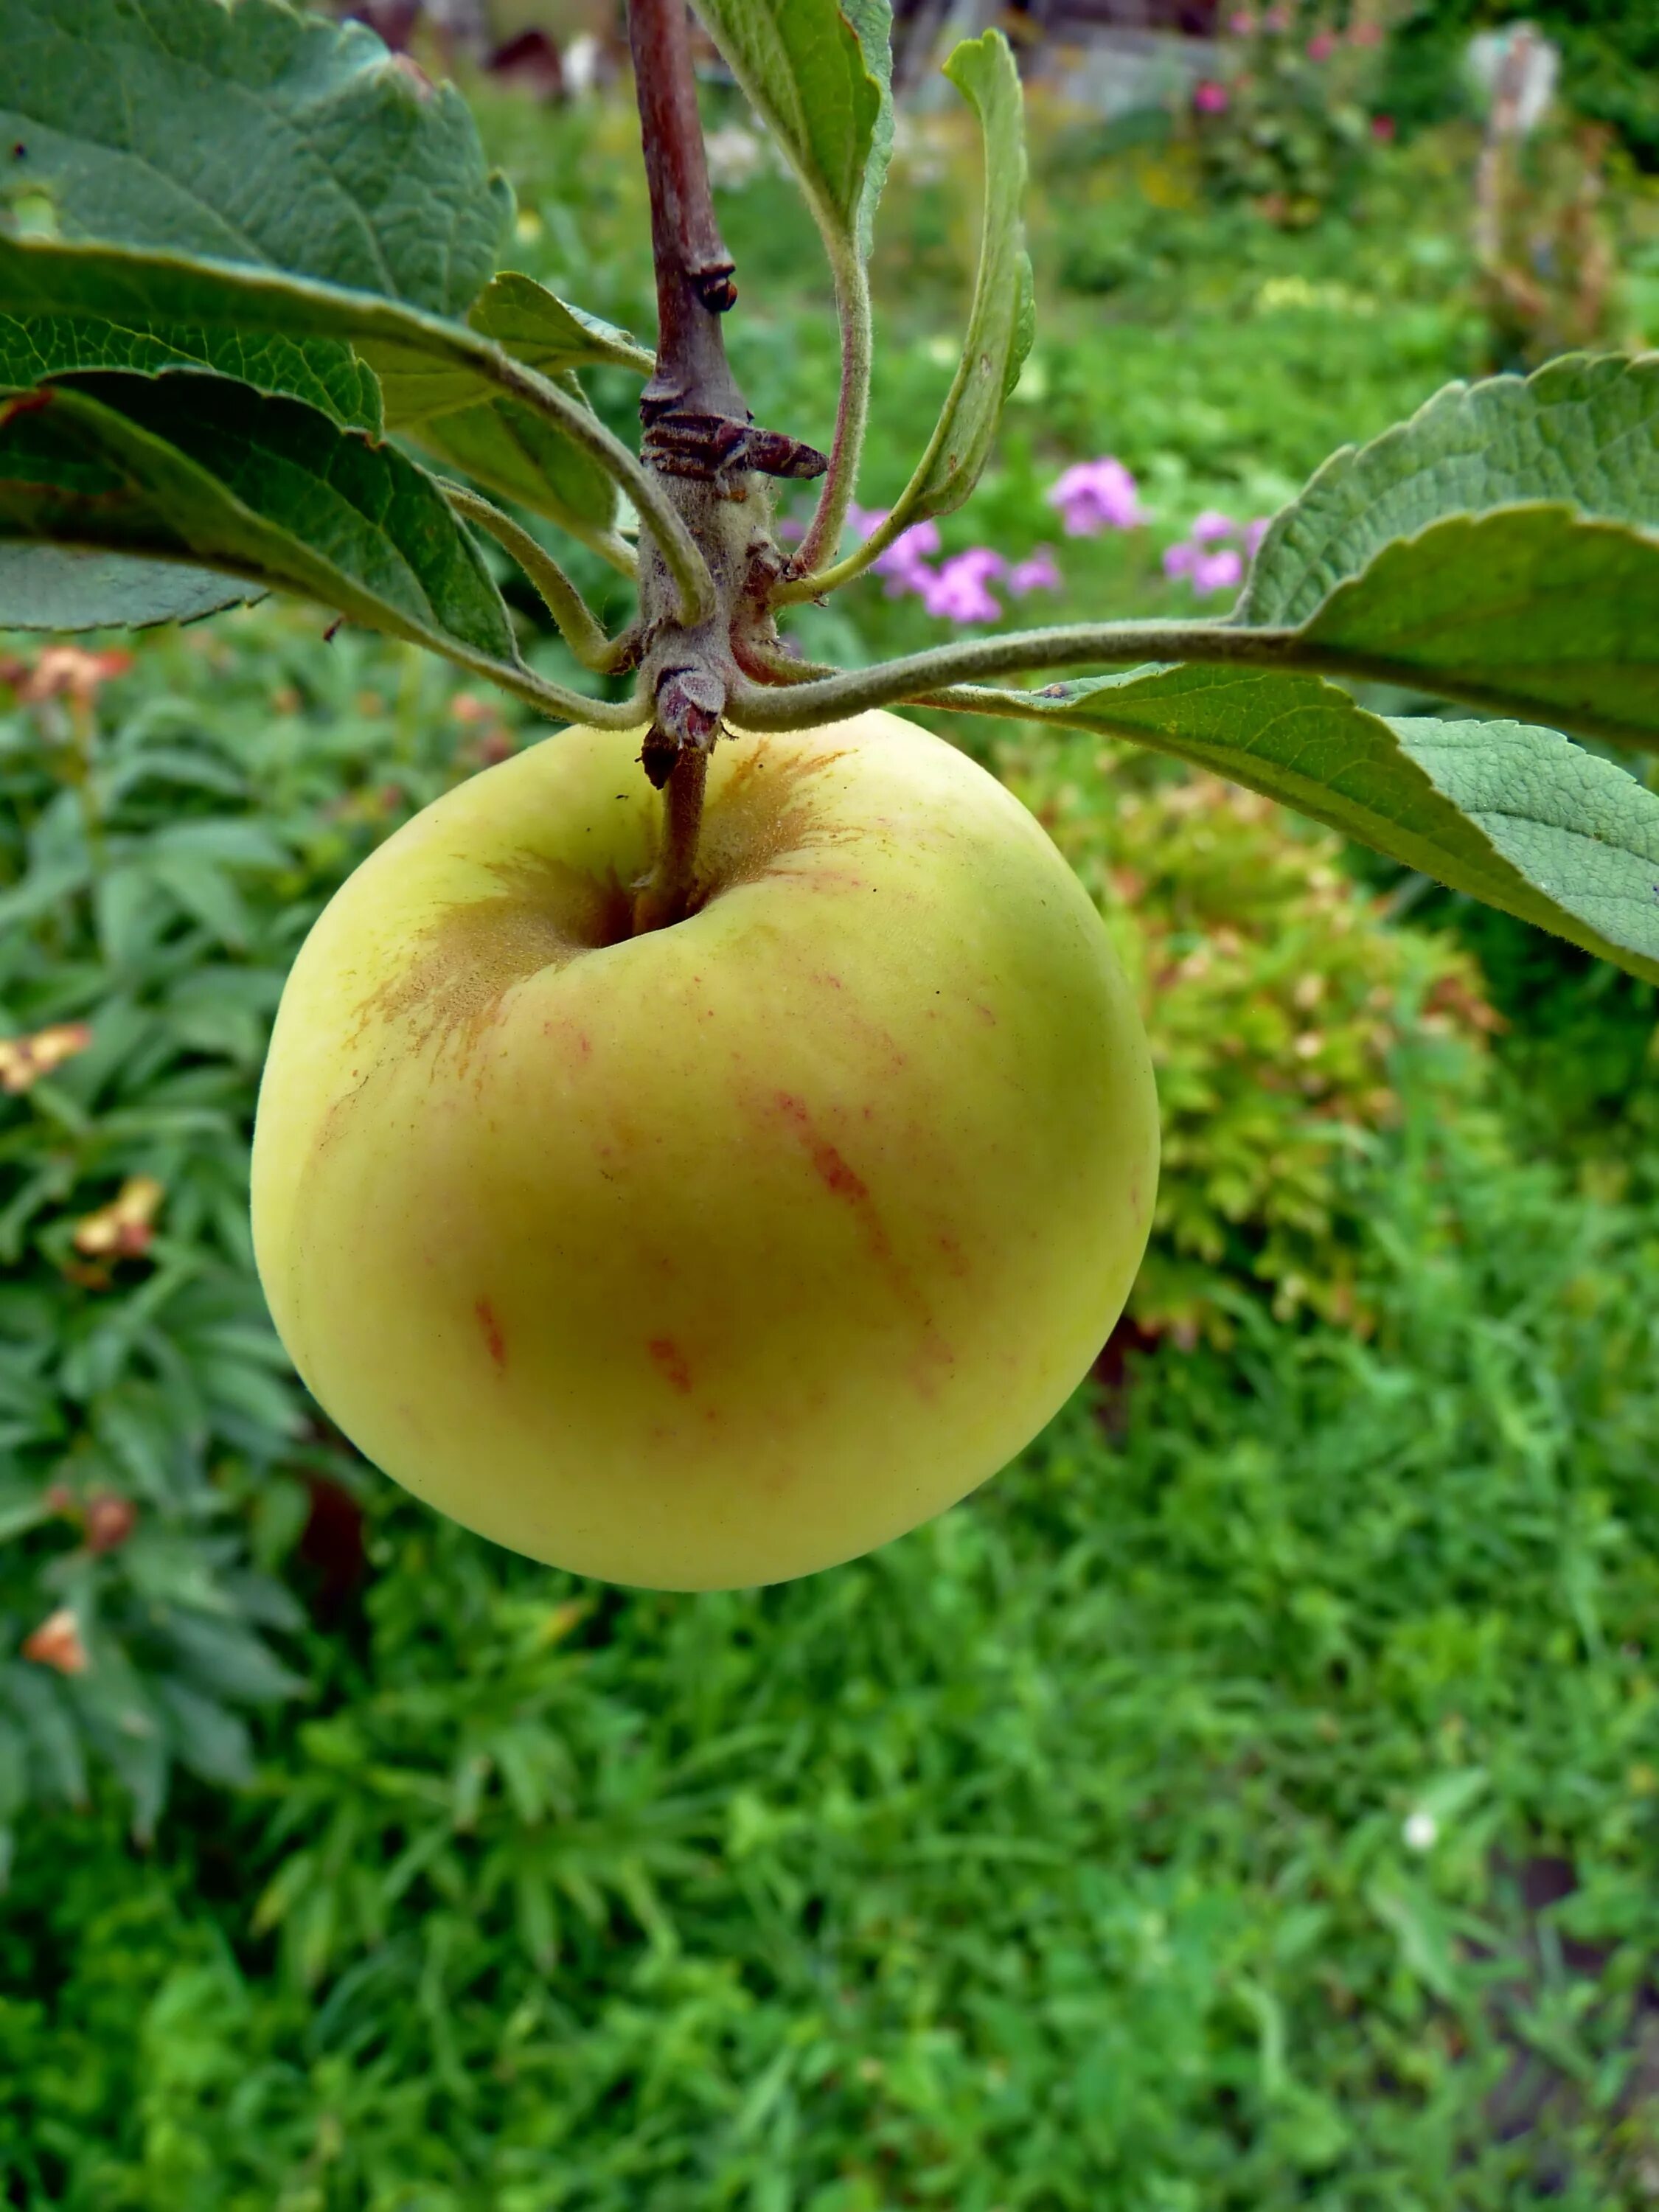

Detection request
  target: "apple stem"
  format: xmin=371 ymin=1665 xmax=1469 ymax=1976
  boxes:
xmin=633 ymin=741 xmax=710 ymax=934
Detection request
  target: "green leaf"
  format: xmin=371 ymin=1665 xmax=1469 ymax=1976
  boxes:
xmin=883 ymin=33 xmax=1032 ymax=532
xmin=1243 ymin=354 xmax=1659 ymax=627
xmin=0 ymin=237 xmax=647 ymax=554
xmin=470 ymin=274 xmax=652 ymax=383
xmin=1 ymin=0 xmax=510 ymax=318
xmin=960 ymin=665 xmax=1659 ymax=983
xmin=1277 ymin=505 xmax=1659 ymax=751
xmin=691 ymin=0 xmax=891 ymax=259
xmin=411 ymin=387 xmax=620 ymax=541
xmin=0 ymin=246 xmax=382 ymax=431
xmin=1239 ymin=353 xmax=1659 ymax=745
xmin=0 ymin=373 xmax=518 ymax=665
xmin=0 ymin=542 xmax=259 ymax=630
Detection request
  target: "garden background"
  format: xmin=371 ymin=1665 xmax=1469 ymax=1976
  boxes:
xmin=4 ymin=4 xmax=1659 ymax=2202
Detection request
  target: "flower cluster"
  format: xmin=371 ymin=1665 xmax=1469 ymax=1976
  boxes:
xmin=844 ymin=505 xmax=1063 ymax=626
xmin=1162 ymin=509 xmax=1269 ymax=597
xmin=1046 ymin=457 xmax=1145 ymax=536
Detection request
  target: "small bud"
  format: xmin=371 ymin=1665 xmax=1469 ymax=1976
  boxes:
xmin=0 ymin=1020 xmax=93 ymax=1095
xmin=73 ymin=1175 xmax=164 ymax=1259
xmin=23 ymin=1607 xmax=88 ymax=1675
xmin=86 ymin=1495 xmax=136 ymax=1554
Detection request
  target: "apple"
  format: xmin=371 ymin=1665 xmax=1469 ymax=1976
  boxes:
xmin=251 ymin=709 xmax=1158 ymax=1590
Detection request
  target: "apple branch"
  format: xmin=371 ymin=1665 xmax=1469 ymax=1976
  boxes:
xmin=723 ymin=619 xmax=1641 ymax=743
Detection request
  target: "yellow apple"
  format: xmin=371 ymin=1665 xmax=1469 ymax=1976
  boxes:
xmin=251 ymin=709 xmax=1158 ymax=1590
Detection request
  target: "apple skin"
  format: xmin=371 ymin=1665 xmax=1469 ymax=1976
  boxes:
xmin=251 ymin=709 xmax=1158 ymax=1590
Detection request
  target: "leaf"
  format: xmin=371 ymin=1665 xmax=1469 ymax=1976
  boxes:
xmin=467 ymin=273 xmax=650 ymax=384
xmin=0 ymin=373 xmax=518 ymax=665
xmin=0 ymin=247 xmax=382 ymax=431
xmin=1239 ymin=353 xmax=1659 ymax=745
xmin=691 ymin=0 xmax=891 ymax=258
xmin=1243 ymin=354 xmax=1659 ymax=626
xmin=0 ymin=542 xmax=259 ymax=630
xmin=1280 ymin=505 xmax=1659 ymax=751
xmin=411 ymin=388 xmax=620 ymax=540
xmin=1 ymin=0 xmax=511 ymax=318
xmin=959 ymin=665 xmax=1659 ymax=983
xmin=883 ymin=33 xmax=1032 ymax=532
xmin=0 ymin=237 xmax=645 ymax=554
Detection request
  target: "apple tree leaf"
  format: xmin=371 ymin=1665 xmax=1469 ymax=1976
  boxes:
xmin=0 ymin=543 xmax=260 ymax=630
xmin=882 ymin=32 xmax=1032 ymax=533
xmin=1237 ymin=353 xmax=1659 ymax=747
xmin=409 ymin=387 xmax=622 ymax=545
xmin=0 ymin=375 xmax=517 ymax=664
xmin=1243 ymin=353 xmax=1659 ymax=624
xmin=0 ymin=241 xmax=382 ymax=433
xmin=1 ymin=0 xmax=511 ymax=318
xmin=690 ymin=0 xmax=892 ymax=262
xmin=0 ymin=234 xmax=643 ymax=531
xmin=947 ymin=664 xmax=1659 ymax=984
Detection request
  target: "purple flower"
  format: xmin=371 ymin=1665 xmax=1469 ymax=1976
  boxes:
xmin=1193 ymin=80 xmax=1230 ymax=115
xmin=872 ymin=518 xmax=943 ymax=597
xmin=1245 ymin=516 xmax=1270 ymax=554
xmin=1007 ymin=546 xmax=1062 ymax=596
xmin=918 ymin=547 xmax=1005 ymax=624
xmin=1048 ymin=457 xmax=1145 ymax=537
xmin=1192 ymin=549 xmax=1244 ymax=596
xmin=1189 ymin=509 xmax=1238 ymax=543
xmin=1162 ymin=540 xmax=1197 ymax=580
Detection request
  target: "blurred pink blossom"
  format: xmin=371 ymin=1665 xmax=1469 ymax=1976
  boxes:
xmin=1306 ymin=30 xmax=1335 ymax=60
xmin=872 ymin=517 xmax=945 ymax=597
xmin=917 ymin=549 xmax=1005 ymax=624
xmin=1048 ymin=457 xmax=1145 ymax=536
xmin=1007 ymin=546 xmax=1062 ymax=596
xmin=1371 ymin=112 xmax=1396 ymax=142
xmin=1164 ymin=511 xmax=1269 ymax=597
xmin=1263 ymin=4 xmax=1290 ymax=28
xmin=1350 ymin=19 xmax=1383 ymax=46
xmin=1228 ymin=10 xmax=1256 ymax=32
xmin=1193 ymin=79 xmax=1230 ymax=115
xmin=1192 ymin=548 xmax=1244 ymax=595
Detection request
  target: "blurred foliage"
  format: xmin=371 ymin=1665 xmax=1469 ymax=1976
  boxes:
xmin=996 ymin=731 xmax=1499 ymax=1341
xmin=0 ymin=613 xmax=560 ymax=1842
xmin=1189 ymin=5 xmax=1397 ymax=231
xmin=3 ymin=65 xmax=1659 ymax=2206
xmin=1385 ymin=0 xmax=1659 ymax=174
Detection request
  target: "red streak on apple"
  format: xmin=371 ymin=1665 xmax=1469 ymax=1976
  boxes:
xmin=475 ymin=1297 xmax=507 ymax=1371
xmin=648 ymin=1335 xmax=694 ymax=1394
xmin=773 ymin=1091 xmax=870 ymax=1203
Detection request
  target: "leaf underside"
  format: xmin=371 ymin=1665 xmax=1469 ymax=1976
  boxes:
xmin=1237 ymin=353 xmax=1659 ymax=748
xmin=689 ymin=0 xmax=891 ymax=257
xmin=885 ymin=33 xmax=1033 ymax=533
xmin=0 ymin=374 xmax=517 ymax=663
xmin=948 ymin=665 xmax=1659 ymax=986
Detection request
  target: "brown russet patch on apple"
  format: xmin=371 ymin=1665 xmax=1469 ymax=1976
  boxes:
xmin=358 ymin=854 xmax=633 ymax=1063
xmin=475 ymin=1297 xmax=507 ymax=1371
xmin=647 ymin=1335 xmax=693 ymax=1394
xmin=696 ymin=745 xmax=857 ymax=901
